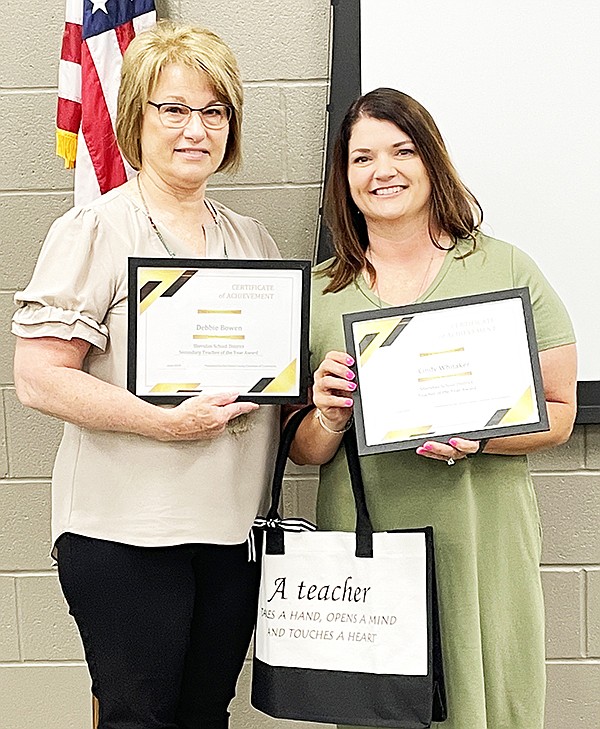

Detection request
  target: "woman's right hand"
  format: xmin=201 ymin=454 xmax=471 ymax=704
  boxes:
xmin=312 ymin=350 xmax=356 ymax=432
xmin=160 ymin=392 xmax=258 ymax=441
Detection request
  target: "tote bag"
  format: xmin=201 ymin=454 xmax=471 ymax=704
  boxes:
xmin=251 ymin=407 xmax=447 ymax=728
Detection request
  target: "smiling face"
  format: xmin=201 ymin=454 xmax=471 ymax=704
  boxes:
xmin=347 ymin=116 xmax=432 ymax=231
xmin=140 ymin=63 xmax=229 ymax=192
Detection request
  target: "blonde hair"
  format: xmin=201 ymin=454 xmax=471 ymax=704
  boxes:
xmin=116 ymin=21 xmax=243 ymax=173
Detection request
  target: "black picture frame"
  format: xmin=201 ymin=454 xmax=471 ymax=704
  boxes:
xmin=127 ymin=257 xmax=311 ymax=405
xmin=343 ymin=288 xmax=549 ymax=456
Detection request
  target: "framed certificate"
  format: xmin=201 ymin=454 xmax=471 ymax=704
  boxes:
xmin=128 ymin=258 xmax=310 ymax=404
xmin=343 ymin=288 xmax=549 ymax=455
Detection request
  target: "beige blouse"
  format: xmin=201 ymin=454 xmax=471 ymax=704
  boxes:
xmin=12 ymin=187 xmax=281 ymax=547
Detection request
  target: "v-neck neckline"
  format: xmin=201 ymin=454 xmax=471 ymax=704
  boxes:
xmin=356 ymin=247 xmax=454 ymax=308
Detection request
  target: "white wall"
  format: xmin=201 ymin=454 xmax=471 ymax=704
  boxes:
xmin=361 ymin=0 xmax=600 ymax=379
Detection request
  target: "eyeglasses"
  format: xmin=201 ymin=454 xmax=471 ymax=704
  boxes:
xmin=148 ymin=101 xmax=232 ymax=130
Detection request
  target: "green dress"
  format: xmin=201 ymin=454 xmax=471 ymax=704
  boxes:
xmin=310 ymin=234 xmax=575 ymax=729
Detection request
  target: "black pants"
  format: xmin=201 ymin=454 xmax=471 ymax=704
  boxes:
xmin=56 ymin=532 xmax=262 ymax=729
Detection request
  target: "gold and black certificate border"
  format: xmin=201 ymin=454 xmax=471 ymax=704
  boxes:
xmin=127 ymin=257 xmax=311 ymax=405
xmin=343 ymin=288 xmax=549 ymax=456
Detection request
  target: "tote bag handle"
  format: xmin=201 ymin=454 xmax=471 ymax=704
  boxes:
xmin=265 ymin=406 xmax=374 ymax=558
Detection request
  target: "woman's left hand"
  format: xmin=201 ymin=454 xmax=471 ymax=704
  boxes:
xmin=416 ymin=436 xmax=482 ymax=464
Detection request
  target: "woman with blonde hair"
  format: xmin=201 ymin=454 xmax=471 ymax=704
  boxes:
xmin=13 ymin=21 xmax=280 ymax=729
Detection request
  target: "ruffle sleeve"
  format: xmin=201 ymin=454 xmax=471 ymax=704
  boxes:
xmin=12 ymin=205 xmax=118 ymax=351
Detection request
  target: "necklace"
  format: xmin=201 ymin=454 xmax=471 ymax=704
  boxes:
xmin=366 ymin=248 xmax=436 ymax=309
xmin=137 ymin=174 xmax=176 ymax=257
xmin=136 ymin=175 xmax=227 ymax=259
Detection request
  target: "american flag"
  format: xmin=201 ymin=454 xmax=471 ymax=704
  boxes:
xmin=56 ymin=0 xmax=156 ymax=205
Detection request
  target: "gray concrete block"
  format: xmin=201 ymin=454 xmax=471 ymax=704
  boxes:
xmin=541 ymin=570 xmax=582 ymax=659
xmin=0 ymin=665 xmax=92 ymax=729
xmin=545 ymin=662 xmax=600 ymax=728
xmin=534 ymin=473 xmax=600 ymax=564
xmin=280 ymin=476 xmax=320 ymax=523
xmin=588 ymin=570 xmax=600 ymax=658
xmin=0 ymin=193 xmax=73 ymax=289
xmin=17 ymin=575 xmax=84 ymax=661
xmin=178 ymin=0 xmax=329 ymax=81
xmin=586 ymin=424 xmax=600 ymax=469
xmin=281 ymin=476 xmax=299 ymax=518
xmin=285 ymin=460 xmax=319 ymax=477
xmin=0 ymin=480 xmax=53 ymax=571
xmin=0 ymin=92 xmax=74 ymax=191
xmin=0 ymin=389 xmax=8 ymax=478
xmin=0 ymin=576 xmax=20 ymax=661
xmin=208 ymin=186 xmax=321 ymax=260
xmin=1 ymin=294 xmax=17 ymax=387
xmin=5 ymin=388 xmax=63 ymax=478
xmin=0 ymin=1 xmax=64 ymax=87
xmin=213 ymin=86 xmax=286 ymax=186
xmin=283 ymin=85 xmax=328 ymax=183
xmin=155 ymin=0 xmax=176 ymax=20
xmin=528 ymin=426 xmax=585 ymax=471
xmin=231 ymin=660 xmax=329 ymax=729
xmin=291 ymin=477 xmax=319 ymax=524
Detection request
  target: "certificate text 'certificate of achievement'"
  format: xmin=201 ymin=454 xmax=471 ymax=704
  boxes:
xmin=128 ymin=258 xmax=310 ymax=404
xmin=343 ymin=289 xmax=549 ymax=455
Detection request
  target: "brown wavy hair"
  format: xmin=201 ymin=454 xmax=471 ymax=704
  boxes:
xmin=117 ymin=21 xmax=243 ymax=173
xmin=322 ymin=88 xmax=483 ymax=293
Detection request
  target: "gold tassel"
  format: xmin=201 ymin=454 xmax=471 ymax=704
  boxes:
xmin=56 ymin=128 xmax=78 ymax=169
xmin=92 ymin=695 xmax=99 ymax=728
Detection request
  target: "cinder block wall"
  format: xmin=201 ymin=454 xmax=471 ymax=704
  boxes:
xmin=0 ymin=1 xmax=598 ymax=727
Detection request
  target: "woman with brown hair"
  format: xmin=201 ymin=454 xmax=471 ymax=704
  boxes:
xmin=290 ymin=88 xmax=577 ymax=728
xmin=13 ymin=21 xmax=280 ymax=729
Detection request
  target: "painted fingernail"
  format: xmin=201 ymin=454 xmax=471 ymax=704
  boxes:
xmin=416 ymin=447 xmax=426 ymax=455
xmin=344 ymin=399 xmax=354 ymax=407
xmin=347 ymin=382 xmax=357 ymax=391
xmin=449 ymin=439 xmax=458 ymax=447
xmin=346 ymin=370 xmax=355 ymax=380
xmin=346 ymin=356 xmax=355 ymax=366
xmin=421 ymin=443 xmax=433 ymax=451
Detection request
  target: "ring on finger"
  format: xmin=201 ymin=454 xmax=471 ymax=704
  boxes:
xmin=446 ymin=457 xmax=456 ymax=466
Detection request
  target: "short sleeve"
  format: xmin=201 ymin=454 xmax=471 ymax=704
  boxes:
xmin=12 ymin=206 xmax=118 ymax=351
xmin=511 ymin=246 xmax=575 ymax=351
